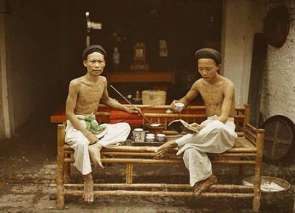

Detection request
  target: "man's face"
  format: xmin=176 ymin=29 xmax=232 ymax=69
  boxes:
xmin=197 ymin=58 xmax=219 ymax=82
xmin=83 ymin=52 xmax=106 ymax=76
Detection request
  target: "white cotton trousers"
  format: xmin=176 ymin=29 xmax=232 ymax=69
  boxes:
xmin=65 ymin=116 xmax=131 ymax=175
xmin=175 ymin=116 xmax=237 ymax=186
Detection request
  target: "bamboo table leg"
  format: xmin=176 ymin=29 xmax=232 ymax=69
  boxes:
xmin=126 ymin=163 xmax=133 ymax=184
xmin=64 ymin=153 xmax=71 ymax=183
xmin=253 ymin=130 xmax=264 ymax=213
xmin=56 ymin=124 xmax=65 ymax=209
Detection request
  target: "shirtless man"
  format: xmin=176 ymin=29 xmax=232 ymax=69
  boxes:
xmin=65 ymin=45 xmax=137 ymax=202
xmin=155 ymin=48 xmax=237 ymax=195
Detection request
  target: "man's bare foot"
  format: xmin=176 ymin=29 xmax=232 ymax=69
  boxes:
xmin=154 ymin=141 xmax=177 ymax=159
xmin=154 ymin=149 xmax=169 ymax=159
xmin=193 ymin=175 xmax=218 ymax=196
xmin=88 ymin=142 xmax=104 ymax=168
xmin=83 ymin=174 xmax=94 ymax=203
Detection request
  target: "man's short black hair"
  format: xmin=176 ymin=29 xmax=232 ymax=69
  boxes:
xmin=194 ymin=48 xmax=221 ymax=65
xmin=82 ymin=45 xmax=107 ymax=60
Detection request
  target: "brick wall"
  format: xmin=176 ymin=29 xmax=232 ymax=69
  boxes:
xmin=260 ymin=1 xmax=295 ymax=123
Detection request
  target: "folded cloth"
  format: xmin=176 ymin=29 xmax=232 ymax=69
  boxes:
xmin=78 ymin=114 xmax=106 ymax=135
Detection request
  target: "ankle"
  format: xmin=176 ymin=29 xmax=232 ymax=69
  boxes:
xmin=83 ymin=173 xmax=93 ymax=181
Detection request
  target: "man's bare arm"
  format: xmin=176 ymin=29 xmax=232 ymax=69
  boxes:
xmin=218 ymin=81 xmax=234 ymax=123
xmin=178 ymin=81 xmax=200 ymax=106
xmin=65 ymin=80 xmax=96 ymax=143
xmin=100 ymin=78 xmax=133 ymax=113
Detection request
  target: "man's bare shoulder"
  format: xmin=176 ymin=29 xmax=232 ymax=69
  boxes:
xmin=69 ymin=77 xmax=84 ymax=88
xmin=221 ymin=76 xmax=235 ymax=88
xmin=99 ymin=76 xmax=107 ymax=83
xmin=192 ymin=79 xmax=203 ymax=88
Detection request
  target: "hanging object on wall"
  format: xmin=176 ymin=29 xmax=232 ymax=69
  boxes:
xmin=130 ymin=42 xmax=149 ymax=71
xmin=263 ymin=5 xmax=290 ymax=48
xmin=159 ymin=40 xmax=168 ymax=57
xmin=85 ymin=11 xmax=102 ymax=47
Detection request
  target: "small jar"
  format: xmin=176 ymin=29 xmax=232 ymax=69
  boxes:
xmin=156 ymin=133 xmax=166 ymax=142
xmin=146 ymin=133 xmax=155 ymax=142
xmin=132 ymin=128 xmax=145 ymax=143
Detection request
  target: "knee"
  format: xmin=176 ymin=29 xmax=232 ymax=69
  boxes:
xmin=210 ymin=125 xmax=226 ymax=136
xmin=76 ymin=140 xmax=89 ymax=151
xmin=184 ymin=148 xmax=199 ymax=159
xmin=120 ymin=122 xmax=131 ymax=133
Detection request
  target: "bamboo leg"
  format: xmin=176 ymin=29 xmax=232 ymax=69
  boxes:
xmin=56 ymin=124 xmax=65 ymax=209
xmin=126 ymin=163 xmax=133 ymax=184
xmin=64 ymin=153 xmax=71 ymax=183
xmin=252 ymin=130 xmax=264 ymax=212
xmin=238 ymin=156 xmax=244 ymax=177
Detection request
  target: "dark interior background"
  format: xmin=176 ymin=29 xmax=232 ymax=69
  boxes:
xmin=4 ymin=0 xmax=222 ymax=132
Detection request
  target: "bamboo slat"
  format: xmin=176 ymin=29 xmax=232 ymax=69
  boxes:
xmin=64 ymin=158 xmax=256 ymax=164
xmin=101 ymin=158 xmax=183 ymax=164
xmin=56 ymin=183 xmax=253 ymax=192
xmin=64 ymin=190 xmax=254 ymax=198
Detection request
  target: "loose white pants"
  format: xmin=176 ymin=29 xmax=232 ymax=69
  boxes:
xmin=176 ymin=116 xmax=237 ymax=186
xmin=65 ymin=116 xmax=131 ymax=175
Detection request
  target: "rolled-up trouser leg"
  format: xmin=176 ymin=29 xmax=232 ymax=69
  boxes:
xmin=183 ymin=148 xmax=212 ymax=186
xmin=68 ymin=132 xmax=92 ymax=175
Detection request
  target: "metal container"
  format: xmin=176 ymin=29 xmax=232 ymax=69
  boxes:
xmin=132 ymin=128 xmax=145 ymax=143
xmin=146 ymin=133 xmax=155 ymax=142
xmin=156 ymin=133 xmax=166 ymax=142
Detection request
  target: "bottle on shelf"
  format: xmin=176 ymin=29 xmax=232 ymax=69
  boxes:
xmin=133 ymin=90 xmax=142 ymax=104
xmin=112 ymin=47 xmax=120 ymax=71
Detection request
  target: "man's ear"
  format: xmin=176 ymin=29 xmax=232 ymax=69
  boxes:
xmin=83 ymin=60 xmax=87 ymax=67
xmin=216 ymin=64 xmax=220 ymax=74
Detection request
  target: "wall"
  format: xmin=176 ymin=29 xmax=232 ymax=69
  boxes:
xmin=260 ymin=1 xmax=295 ymax=123
xmin=0 ymin=0 xmax=79 ymax=138
xmin=222 ymin=0 xmax=266 ymax=106
xmin=0 ymin=11 xmax=10 ymax=138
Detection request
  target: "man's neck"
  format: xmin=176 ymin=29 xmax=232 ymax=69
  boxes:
xmin=85 ymin=74 xmax=100 ymax=83
xmin=205 ymin=74 xmax=221 ymax=85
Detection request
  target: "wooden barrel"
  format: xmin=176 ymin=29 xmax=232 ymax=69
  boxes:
xmin=262 ymin=115 xmax=295 ymax=164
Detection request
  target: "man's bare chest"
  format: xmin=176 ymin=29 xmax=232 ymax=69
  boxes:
xmin=78 ymin=84 xmax=104 ymax=101
xmin=199 ymin=86 xmax=224 ymax=104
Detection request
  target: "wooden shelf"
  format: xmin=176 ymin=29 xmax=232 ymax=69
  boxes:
xmin=109 ymin=71 xmax=175 ymax=84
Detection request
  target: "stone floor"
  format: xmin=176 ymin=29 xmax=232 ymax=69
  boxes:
xmin=0 ymin=118 xmax=294 ymax=212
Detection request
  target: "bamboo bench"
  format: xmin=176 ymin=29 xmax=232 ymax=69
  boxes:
xmin=51 ymin=104 xmax=264 ymax=212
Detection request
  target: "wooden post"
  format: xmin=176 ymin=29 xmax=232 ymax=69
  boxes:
xmin=244 ymin=104 xmax=250 ymax=127
xmin=56 ymin=124 xmax=65 ymax=209
xmin=252 ymin=129 xmax=264 ymax=212
xmin=126 ymin=163 xmax=133 ymax=184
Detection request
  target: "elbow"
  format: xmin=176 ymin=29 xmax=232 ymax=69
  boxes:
xmin=65 ymin=110 xmax=74 ymax=120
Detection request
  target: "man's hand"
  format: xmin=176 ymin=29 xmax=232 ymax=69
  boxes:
xmin=170 ymin=100 xmax=185 ymax=112
xmin=85 ymin=132 xmax=98 ymax=145
xmin=125 ymin=105 xmax=142 ymax=114
xmin=190 ymin=122 xmax=203 ymax=132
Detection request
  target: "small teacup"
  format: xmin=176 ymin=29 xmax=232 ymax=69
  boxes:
xmin=156 ymin=133 xmax=166 ymax=142
xmin=175 ymin=102 xmax=184 ymax=112
xmin=146 ymin=133 xmax=155 ymax=142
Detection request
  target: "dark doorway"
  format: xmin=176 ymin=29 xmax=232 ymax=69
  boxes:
xmin=248 ymin=33 xmax=267 ymax=126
